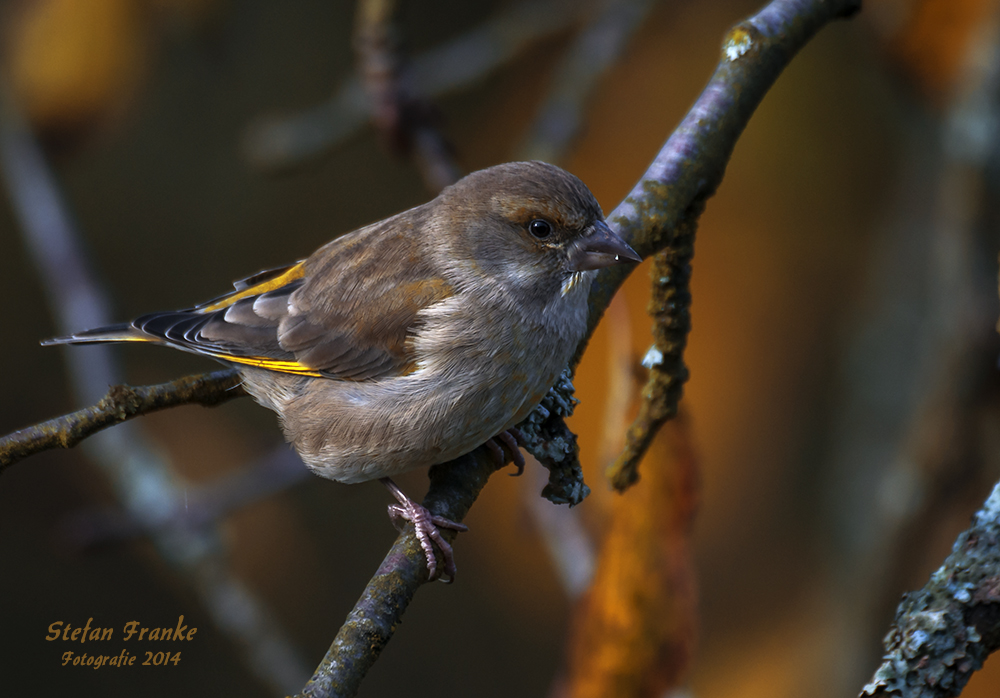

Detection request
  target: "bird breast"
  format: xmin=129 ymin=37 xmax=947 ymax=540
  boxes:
xmin=242 ymin=272 xmax=592 ymax=484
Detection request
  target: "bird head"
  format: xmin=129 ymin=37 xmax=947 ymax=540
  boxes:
xmin=434 ymin=161 xmax=641 ymax=304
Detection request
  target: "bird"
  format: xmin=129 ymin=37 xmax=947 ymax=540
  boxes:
xmin=43 ymin=161 xmax=641 ymax=580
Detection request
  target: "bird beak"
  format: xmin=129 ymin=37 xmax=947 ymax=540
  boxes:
xmin=567 ymin=220 xmax=642 ymax=271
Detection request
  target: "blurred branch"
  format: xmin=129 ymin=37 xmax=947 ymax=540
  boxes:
xmin=523 ymin=293 xmax=642 ymax=601
xmin=0 ymin=81 xmax=311 ymax=694
xmin=61 ymin=445 xmax=307 ymax=549
xmin=564 ymin=415 xmax=699 ymax=698
xmin=860 ymin=482 xmax=1000 ymax=698
xmin=518 ymin=0 xmax=657 ymax=163
xmin=243 ymin=0 xmax=584 ymax=170
xmin=0 ymin=79 xmax=120 ymax=403
xmin=353 ymin=0 xmax=460 ymax=191
xmin=556 ymin=271 xmax=699 ymax=698
xmin=606 ymin=214 xmax=694 ymax=491
xmin=599 ymin=292 xmax=639 ymax=470
xmin=0 ymin=370 xmax=244 ymax=474
xmin=524 ymin=296 xmax=642 ymax=600
xmin=527 ymin=455 xmax=597 ymax=600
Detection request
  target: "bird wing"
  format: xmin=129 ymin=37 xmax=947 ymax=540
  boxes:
xmin=46 ymin=215 xmax=455 ymax=382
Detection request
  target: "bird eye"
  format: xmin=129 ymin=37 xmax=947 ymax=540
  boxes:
xmin=528 ymin=219 xmax=552 ymax=239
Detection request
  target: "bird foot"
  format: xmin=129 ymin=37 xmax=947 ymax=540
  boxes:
xmin=484 ymin=428 xmax=526 ymax=476
xmin=380 ymin=477 xmax=468 ymax=582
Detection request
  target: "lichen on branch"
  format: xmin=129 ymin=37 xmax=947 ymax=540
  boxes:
xmin=606 ymin=212 xmax=697 ymax=491
xmin=861 ymin=483 xmax=1000 ymax=698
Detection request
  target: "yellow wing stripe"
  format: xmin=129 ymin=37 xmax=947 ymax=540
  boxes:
xmin=209 ymin=352 xmax=323 ymax=376
xmin=199 ymin=262 xmax=307 ymax=312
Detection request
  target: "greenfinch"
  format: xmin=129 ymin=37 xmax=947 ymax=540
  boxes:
xmin=44 ymin=161 xmax=641 ymax=579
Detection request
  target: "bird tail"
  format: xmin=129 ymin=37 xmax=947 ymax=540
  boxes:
xmin=40 ymin=323 xmax=155 ymax=347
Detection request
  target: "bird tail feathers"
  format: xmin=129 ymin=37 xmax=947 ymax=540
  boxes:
xmin=40 ymin=323 xmax=153 ymax=346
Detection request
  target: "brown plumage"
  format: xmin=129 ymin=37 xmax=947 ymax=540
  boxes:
xmin=44 ymin=161 xmax=640 ymax=579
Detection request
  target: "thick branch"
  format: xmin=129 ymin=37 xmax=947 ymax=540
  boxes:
xmin=0 ymin=370 xmax=244 ymax=473
xmin=861 ymin=482 xmax=1000 ymax=697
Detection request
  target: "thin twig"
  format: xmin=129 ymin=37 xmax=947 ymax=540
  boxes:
xmin=0 ymin=370 xmax=244 ymax=474
xmin=243 ymin=0 xmax=584 ymax=170
xmin=353 ymin=0 xmax=460 ymax=192
xmin=606 ymin=215 xmax=695 ymax=491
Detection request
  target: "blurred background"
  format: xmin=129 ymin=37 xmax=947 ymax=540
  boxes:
xmin=2 ymin=0 xmax=1000 ymax=696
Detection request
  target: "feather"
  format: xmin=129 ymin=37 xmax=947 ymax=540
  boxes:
xmin=43 ymin=225 xmax=455 ymax=382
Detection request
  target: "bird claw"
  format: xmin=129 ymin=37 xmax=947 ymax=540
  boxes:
xmin=485 ymin=428 xmax=526 ymax=476
xmin=381 ymin=478 xmax=468 ymax=582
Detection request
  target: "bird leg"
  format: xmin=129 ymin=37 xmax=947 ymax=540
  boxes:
xmin=380 ymin=477 xmax=468 ymax=582
xmin=484 ymin=428 xmax=526 ymax=476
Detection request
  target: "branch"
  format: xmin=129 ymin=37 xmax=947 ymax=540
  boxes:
xmin=818 ymin=10 xmax=1000 ymax=690
xmin=295 ymin=450 xmax=494 ymax=698
xmin=861 ymin=482 xmax=1000 ymax=697
xmin=606 ymin=214 xmax=695 ymax=491
xmin=60 ymin=446 xmax=307 ymax=549
xmin=565 ymin=414 xmax=700 ymax=697
xmin=243 ymin=0 xmax=584 ymax=170
xmin=353 ymin=0 xmax=461 ymax=192
xmin=854 ymin=29 xmax=1000 ymax=688
xmin=578 ymin=0 xmax=860 ymax=363
xmin=1 ymin=1 xmax=861 ymax=471
xmin=0 ymin=370 xmax=244 ymax=474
